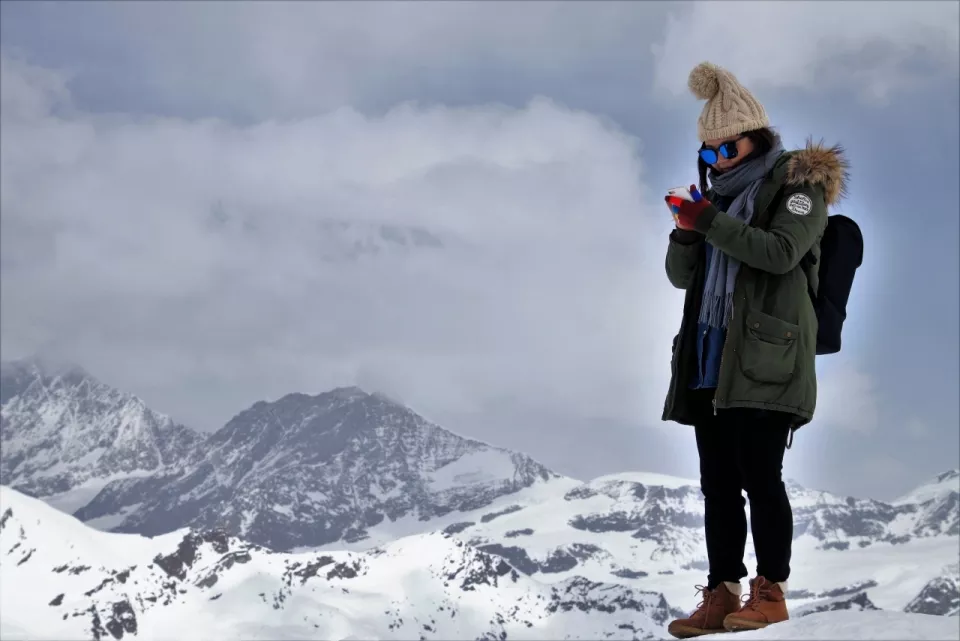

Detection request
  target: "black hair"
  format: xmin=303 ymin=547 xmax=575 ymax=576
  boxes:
xmin=697 ymin=127 xmax=778 ymax=196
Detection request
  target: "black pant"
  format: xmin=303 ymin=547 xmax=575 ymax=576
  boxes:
xmin=695 ymin=406 xmax=793 ymax=589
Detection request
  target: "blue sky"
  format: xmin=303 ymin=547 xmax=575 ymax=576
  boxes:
xmin=1 ymin=1 xmax=957 ymax=500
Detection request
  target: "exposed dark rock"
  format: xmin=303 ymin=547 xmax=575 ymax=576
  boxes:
xmin=443 ymin=521 xmax=475 ymax=535
xmin=821 ymin=541 xmax=850 ymax=551
xmin=446 ymin=550 xmax=515 ymax=592
xmin=820 ymin=580 xmax=878 ymax=598
xmin=795 ymin=591 xmax=879 ymax=618
xmin=96 ymin=600 xmax=138 ymax=639
xmin=288 ymin=556 xmax=336 ymax=585
xmin=904 ymin=573 xmax=960 ymax=616
xmin=153 ymin=531 xmax=230 ymax=580
xmin=480 ymin=505 xmax=524 ymax=523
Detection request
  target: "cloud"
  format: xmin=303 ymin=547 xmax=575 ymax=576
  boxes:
xmin=813 ymin=358 xmax=880 ymax=433
xmin=0 ymin=54 xmax=682 ymax=430
xmin=905 ymin=417 xmax=931 ymax=440
xmin=5 ymin=1 xmax=955 ymax=124
xmin=0 ymin=1 xmax=665 ymax=119
xmin=652 ymin=0 xmax=959 ymax=103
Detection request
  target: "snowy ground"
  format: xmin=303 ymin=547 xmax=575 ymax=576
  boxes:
xmin=708 ymin=610 xmax=959 ymax=640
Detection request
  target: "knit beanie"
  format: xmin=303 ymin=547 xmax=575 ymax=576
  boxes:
xmin=688 ymin=62 xmax=769 ymax=142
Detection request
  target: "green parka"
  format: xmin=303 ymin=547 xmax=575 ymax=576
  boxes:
xmin=662 ymin=140 xmax=850 ymax=429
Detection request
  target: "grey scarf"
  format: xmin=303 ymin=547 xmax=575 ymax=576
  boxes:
xmin=699 ymin=135 xmax=785 ymax=329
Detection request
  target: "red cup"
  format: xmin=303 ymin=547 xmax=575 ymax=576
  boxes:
xmin=666 ymin=196 xmax=687 ymax=210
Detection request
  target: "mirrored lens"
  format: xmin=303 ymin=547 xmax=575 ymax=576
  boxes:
xmin=699 ymin=149 xmax=718 ymax=164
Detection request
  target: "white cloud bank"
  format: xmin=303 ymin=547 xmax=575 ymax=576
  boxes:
xmin=0 ymin=53 xmax=880 ymax=440
xmin=3 ymin=1 xmax=955 ymax=121
xmin=0 ymin=54 xmax=677 ymax=429
xmin=653 ymin=0 xmax=959 ymax=103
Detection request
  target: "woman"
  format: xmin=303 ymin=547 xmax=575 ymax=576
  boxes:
xmin=662 ymin=62 xmax=849 ymax=638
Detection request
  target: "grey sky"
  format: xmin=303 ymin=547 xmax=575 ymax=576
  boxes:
xmin=1 ymin=1 xmax=957 ymax=501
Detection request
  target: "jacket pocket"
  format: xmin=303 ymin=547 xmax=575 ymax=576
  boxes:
xmin=739 ymin=310 xmax=800 ymax=384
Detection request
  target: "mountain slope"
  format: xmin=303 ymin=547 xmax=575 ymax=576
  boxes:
xmin=0 ymin=358 xmax=202 ymax=512
xmin=0 ymin=485 xmax=680 ymax=640
xmin=893 ymin=470 xmax=960 ymax=538
xmin=76 ymin=387 xmax=565 ymax=551
xmin=425 ymin=472 xmax=960 ymax=617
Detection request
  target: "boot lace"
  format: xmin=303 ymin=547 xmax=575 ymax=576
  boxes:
xmin=692 ymin=584 xmax=715 ymax=615
xmin=740 ymin=578 xmax=772 ymax=611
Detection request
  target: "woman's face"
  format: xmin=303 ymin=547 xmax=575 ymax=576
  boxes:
xmin=704 ymin=135 xmax=754 ymax=172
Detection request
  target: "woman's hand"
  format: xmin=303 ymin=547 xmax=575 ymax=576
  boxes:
xmin=666 ymin=185 xmax=712 ymax=232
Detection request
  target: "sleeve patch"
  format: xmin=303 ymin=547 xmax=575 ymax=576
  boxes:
xmin=785 ymin=193 xmax=814 ymax=216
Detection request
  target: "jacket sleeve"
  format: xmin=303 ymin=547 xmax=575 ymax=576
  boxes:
xmin=692 ymin=184 xmax=828 ymax=275
xmin=665 ymin=228 xmax=704 ymax=290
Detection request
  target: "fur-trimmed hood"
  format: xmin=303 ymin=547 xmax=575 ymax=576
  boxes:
xmin=784 ymin=138 xmax=850 ymax=206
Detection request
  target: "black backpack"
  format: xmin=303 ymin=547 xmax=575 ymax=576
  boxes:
xmin=810 ymin=214 xmax=863 ymax=355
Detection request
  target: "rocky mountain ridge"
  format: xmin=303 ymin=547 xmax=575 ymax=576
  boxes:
xmin=1 ymin=358 xmax=202 ymax=507
xmin=2 ymin=359 xmax=560 ymax=551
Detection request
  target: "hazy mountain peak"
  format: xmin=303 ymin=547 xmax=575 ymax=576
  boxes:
xmin=1 ymin=357 xmax=94 ymax=403
xmin=326 ymin=384 xmax=370 ymax=398
xmin=895 ymin=469 xmax=960 ymax=506
xmin=1 ymin=359 xmax=202 ymax=506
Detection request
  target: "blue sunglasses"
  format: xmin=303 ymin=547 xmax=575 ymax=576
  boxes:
xmin=699 ymin=136 xmax=745 ymax=165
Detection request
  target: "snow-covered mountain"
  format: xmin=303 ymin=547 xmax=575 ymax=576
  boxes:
xmin=3 ymin=486 xmax=957 ymax=641
xmin=75 ymin=386 xmax=562 ymax=551
xmin=391 ymin=471 xmax=958 ymax=619
xmin=1 ymin=486 xmax=681 ymax=640
xmin=0 ymin=358 xmax=202 ymax=515
xmin=893 ymin=469 xmax=960 ymax=538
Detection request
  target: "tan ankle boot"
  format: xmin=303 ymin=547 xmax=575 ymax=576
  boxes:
xmin=667 ymin=582 xmax=742 ymax=638
xmin=723 ymin=576 xmax=789 ymax=631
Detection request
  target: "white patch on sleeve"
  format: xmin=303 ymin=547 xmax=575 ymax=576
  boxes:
xmin=785 ymin=193 xmax=814 ymax=216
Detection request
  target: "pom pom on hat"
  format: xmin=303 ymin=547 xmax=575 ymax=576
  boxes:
xmin=688 ymin=61 xmax=721 ymax=100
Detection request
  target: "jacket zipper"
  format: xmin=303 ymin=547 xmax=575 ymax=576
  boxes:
xmin=713 ymin=297 xmax=736 ymax=416
xmin=713 ymin=343 xmax=725 ymax=416
xmin=713 ymin=347 xmax=726 ymax=416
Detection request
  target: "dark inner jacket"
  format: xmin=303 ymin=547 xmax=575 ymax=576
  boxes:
xmin=662 ymin=139 xmax=850 ymax=431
